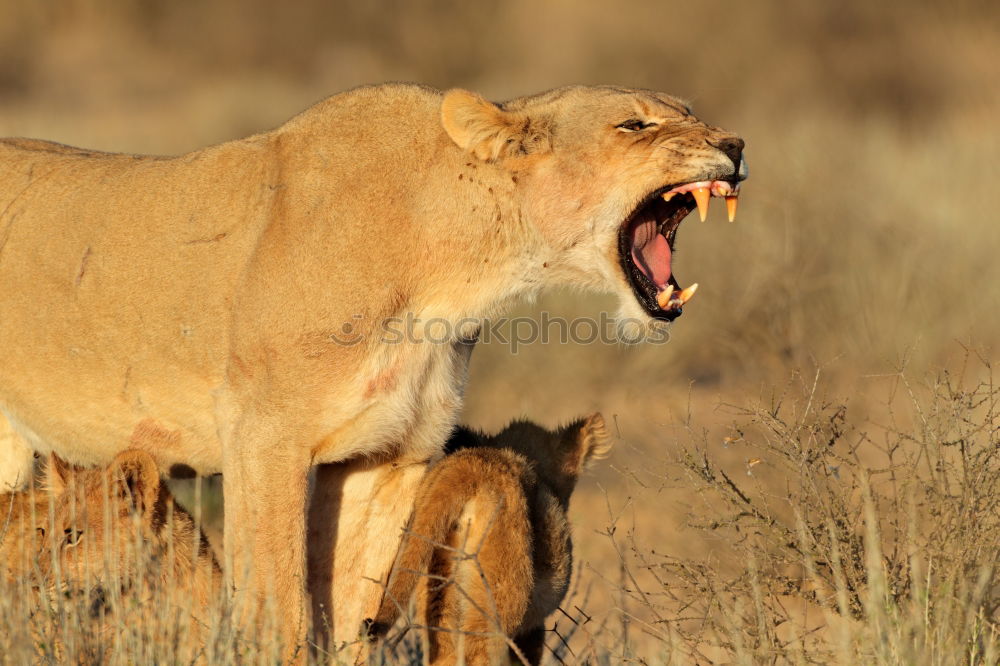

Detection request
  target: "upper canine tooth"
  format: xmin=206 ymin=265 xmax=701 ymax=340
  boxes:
xmin=725 ymin=195 xmax=739 ymax=222
xmin=692 ymin=187 xmax=710 ymax=221
xmin=656 ymin=286 xmax=674 ymax=310
xmin=678 ymin=283 xmax=699 ymax=304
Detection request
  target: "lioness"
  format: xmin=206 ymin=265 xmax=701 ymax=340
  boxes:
xmin=0 ymin=84 xmax=744 ymax=645
xmin=366 ymin=414 xmax=611 ymax=665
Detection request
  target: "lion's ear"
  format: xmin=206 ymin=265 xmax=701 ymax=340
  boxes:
xmin=108 ymin=449 xmax=164 ymax=528
xmin=560 ymin=412 xmax=612 ymax=476
xmin=43 ymin=453 xmax=74 ymax=495
xmin=441 ymin=89 xmax=551 ymax=162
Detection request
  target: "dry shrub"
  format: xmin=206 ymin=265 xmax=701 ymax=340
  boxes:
xmin=603 ymin=351 xmax=1000 ymax=664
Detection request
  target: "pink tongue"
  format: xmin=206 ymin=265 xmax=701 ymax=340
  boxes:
xmin=630 ymin=217 xmax=672 ymax=288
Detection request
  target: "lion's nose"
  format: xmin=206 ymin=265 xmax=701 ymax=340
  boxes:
xmin=708 ymin=136 xmax=745 ymax=169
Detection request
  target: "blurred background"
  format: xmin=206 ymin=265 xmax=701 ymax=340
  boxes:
xmin=2 ymin=0 xmax=998 ymax=656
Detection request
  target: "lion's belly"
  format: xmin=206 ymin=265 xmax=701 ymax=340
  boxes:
xmin=312 ymin=338 xmax=475 ymax=466
xmin=0 ymin=351 xmax=226 ymax=474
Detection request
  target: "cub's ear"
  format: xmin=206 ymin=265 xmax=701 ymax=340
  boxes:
xmin=562 ymin=412 xmax=612 ymax=474
xmin=43 ymin=453 xmax=74 ymax=495
xmin=108 ymin=449 xmax=164 ymax=527
xmin=441 ymin=89 xmax=551 ymax=162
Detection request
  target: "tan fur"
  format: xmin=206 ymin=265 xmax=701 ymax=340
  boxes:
xmin=0 ymin=84 xmax=740 ymax=644
xmin=307 ymin=457 xmax=431 ymax=653
xmin=368 ymin=414 xmax=611 ymax=665
xmin=42 ymin=450 xmax=222 ymax=614
xmin=0 ymin=487 xmax=51 ymax=583
xmin=0 ymin=415 xmax=34 ymax=492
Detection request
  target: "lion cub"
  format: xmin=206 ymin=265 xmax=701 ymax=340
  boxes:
xmin=42 ymin=449 xmax=222 ymax=611
xmin=367 ymin=413 xmax=610 ymax=665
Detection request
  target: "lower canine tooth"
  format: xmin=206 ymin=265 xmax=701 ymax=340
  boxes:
xmin=692 ymin=187 xmax=710 ymax=221
xmin=725 ymin=195 xmax=739 ymax=222
xmin=678 ymin=283 xmax=699 ymax=304
xmin=656 ymin=286 xmax=674 ymax=309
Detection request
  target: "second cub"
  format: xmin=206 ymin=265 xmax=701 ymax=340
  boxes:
xmin=367 ymin=413 xmax=610 ymax=665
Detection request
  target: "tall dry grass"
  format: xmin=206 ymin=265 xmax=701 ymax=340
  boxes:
xmin=5 ymin=358 xmax=997 ymax=664
xmin=484 ymin=352 xmax=997 ymax=664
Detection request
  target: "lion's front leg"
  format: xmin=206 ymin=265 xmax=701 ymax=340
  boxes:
xmin=307 ymin=459 xmax=428 ymax=652
xmin=0 ymin=412 xmax=34 ymax=492
xmin=222 ymin=402 xmax=313 ymax=659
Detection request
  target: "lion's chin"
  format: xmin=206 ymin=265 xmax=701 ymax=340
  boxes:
xmin=613 ymin=297 xmax=673 ymax=343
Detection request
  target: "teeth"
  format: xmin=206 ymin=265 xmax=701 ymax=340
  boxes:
xmin=655 ymin=284 xmax=699 ymax=310
xmin=725 ymin=195 xmax=738 ymax=222
xmin=678 ymin=283 xmax=699 ymax=304
xmin=692 ymin=187 xmax=710 ymax=222
xmin=658 ymin=180 xmax=740 ymax=222
xmin=710 ymin=181 xmax=732 ymax=197
xmin=656 ymin=286 xmax=674 ymax=310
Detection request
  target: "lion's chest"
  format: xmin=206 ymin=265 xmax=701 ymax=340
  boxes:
xmin=312 ymin=337 xmax=475 ymax=465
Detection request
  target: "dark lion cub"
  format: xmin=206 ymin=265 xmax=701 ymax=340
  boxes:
xmin=367 ymin=414 xmax=610 ymax=665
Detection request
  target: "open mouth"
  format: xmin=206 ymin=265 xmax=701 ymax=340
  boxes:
xmin=618 ymin=179 xmax=740 ymax=321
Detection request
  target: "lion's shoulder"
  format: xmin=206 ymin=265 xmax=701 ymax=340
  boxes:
xmin=278 ymin=83 xmax=442 ymax=135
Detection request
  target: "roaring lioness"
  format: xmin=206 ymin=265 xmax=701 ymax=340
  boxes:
xmin=367 ymin=414 xmax=611 ymax=666
xmin=0 ymin=84 xmax=745 ymax=644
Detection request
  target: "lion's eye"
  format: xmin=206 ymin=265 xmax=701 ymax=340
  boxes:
xmin=617 ymin=119 xmax=657 ymax=132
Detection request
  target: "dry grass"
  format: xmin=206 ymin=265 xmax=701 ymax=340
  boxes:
xmin=595 ymin=351 xmax=1000 ymax=664
xmin=8 ymin=358 xmax=997 ymax=664
xmin=1 ymin=0 xmax=999 ymax=663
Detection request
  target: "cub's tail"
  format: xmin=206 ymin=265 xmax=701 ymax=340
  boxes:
xmin=364 ymin=451 xmax=506 ymax=639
